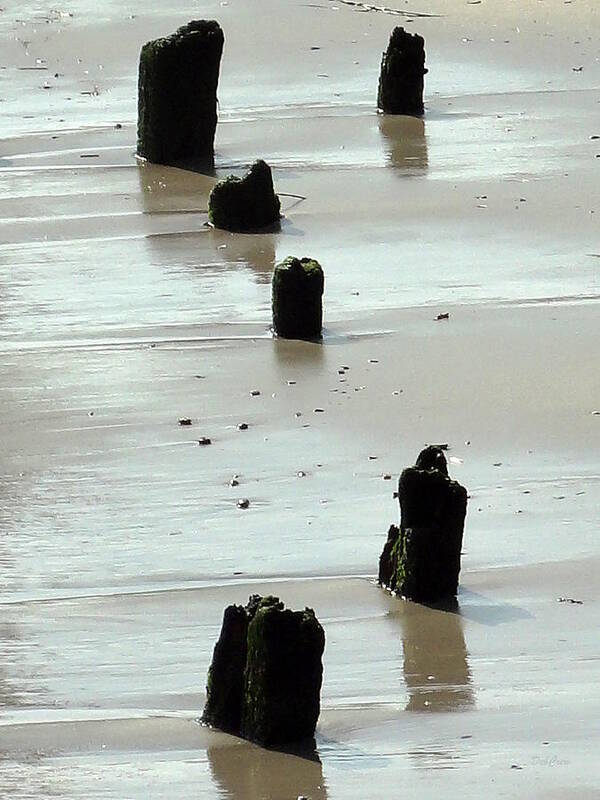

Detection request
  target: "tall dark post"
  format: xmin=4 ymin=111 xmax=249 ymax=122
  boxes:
xmin=137 ymin=20 xmax=224 ymax=170
xmin=272 ymin=257 xmax=324 ymax=340
xmin=378 ymin=446 xmax=468 ymax=602
xmin=377 ymin=27 xmax=427 ymax=116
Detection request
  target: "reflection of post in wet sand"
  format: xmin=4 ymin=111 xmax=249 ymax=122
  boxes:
xmin=399 ymin=601 xmax=474 ymax=712
xmin=138 ymin=160 xmax=215 ymax=215
xmin=272 ymin=336 xmax=325 ymax=370
xmin=378 ymin=115 xmax=428 ymax=174
xmin=208 ymin=740 xmax=328 ymax=800
xmin=138 ymin=162 xmax=278 ymax=284
xmin=209 ymin=228 xmax=277 ymax=285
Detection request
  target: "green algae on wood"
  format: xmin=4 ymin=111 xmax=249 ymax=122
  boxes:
xmin=202 ymin=595 xmax=325 ymax=747
xmin=378 ymin=446 xmax=467 ymax=603
xmin=377 ymin=26 xmax=427 ymax=117
xmin=137 ymin=20 xmax=224 ymax=170
xmin=241 ymin=596 xmax=325 ymax=746
xmin=208 ymin=159 xmax=281 ymax=232
xmin=272 ymin=257 xmax=324 ymax=340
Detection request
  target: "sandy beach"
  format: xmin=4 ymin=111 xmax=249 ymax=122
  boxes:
xmin=1 ymin=0 xmax=599 ymax=797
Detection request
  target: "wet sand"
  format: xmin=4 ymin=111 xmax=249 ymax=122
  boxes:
xmin=1 ymin=0 xmax=599 ymax=798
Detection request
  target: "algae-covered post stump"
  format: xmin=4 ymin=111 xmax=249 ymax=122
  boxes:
xmin=272 ymin=257 xmax=324 ymax=340
xmin=377 ymin=26 xmax=427 ymax=116
xmin=202 ymin=595 xmax=325 ymax=747
xmin=137 ymin=20 xmax=224 ymax=169
xmin=378 ymin=446 xmax=468 ymax=602
xmin=208 ymin=160 xmax=281 ymax=232
xmin=201 ymin=604 xmax=250 ymax=734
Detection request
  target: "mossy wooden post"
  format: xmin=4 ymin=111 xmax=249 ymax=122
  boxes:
xmin=272 ymin=257 xmax=324 ymax=340
xmin=377 ymin=27 xmax=427 ymax=116
xmin=201 ymin=604 xmax=249 ymax=733
xmin=241 ymin=596 xmax=325 ymax=747
xmin=202 ymin=595 xmax=325 ymax=747
xmin=137 ymin=20 xmax=224 ymax=169
xmin=208 ymin=160 xmax=281 ymax=232
xmin=378 ymin=446 xmax=467 ymax=602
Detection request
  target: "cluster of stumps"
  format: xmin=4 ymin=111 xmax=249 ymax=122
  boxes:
xmin=136 ymin=20 xmax=465 ymax=748
xmin=137 ymin=19 xmax=427 ymax=343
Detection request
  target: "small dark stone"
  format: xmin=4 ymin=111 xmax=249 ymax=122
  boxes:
xmin=202 ymin=595 xmax=325 ymax=748
xmin=137 ymin=20 xmax=224 ymax=169
xmin=379 ymin=446 xmax=467 ymax=602
xmin=208 ymin=160 xmax=281 ymax=232
xmin=237 ymin=423 xmax=249 ymax=431
xmin=272 ymin=257 xmax=324 ymax=340
xmin=377 ymin=27 xmax=427 ymax=117
xmin=179 ymin=417 xmax=192 ymax=426
xmin=237 ymin=498 xmax=250 ymax=509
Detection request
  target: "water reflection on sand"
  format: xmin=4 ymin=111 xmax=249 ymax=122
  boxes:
xmin=208 ymin=739 xmax=328 ymax=800
xmin=378 ymin=115 xmax=428 ymax=175
xmin=392 ymin=599 xmax=474 ymax=713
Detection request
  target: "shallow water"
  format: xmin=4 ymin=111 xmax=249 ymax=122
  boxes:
xmin=1 ymin=0 xmax=599 ymax=797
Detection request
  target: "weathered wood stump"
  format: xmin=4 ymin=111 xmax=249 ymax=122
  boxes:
xmin=201 ymin=603 xmax=250 ymax=734
xmin=137 ymin=20 xmax=224 ymax=169
xmin=272 ymin=257 xmax=324 ymax=340
xmin=241 ymin=596 xmax=325 ymax=746
xmin=208 ymin=160 xmax=281 ymax=232
xmin=378 ymin=446 xmax=467 ymax=602
xmin=202 ymin=595 xmax=325 ymax=747
xmin=377 ymin=27 xmax=427 ymax=116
